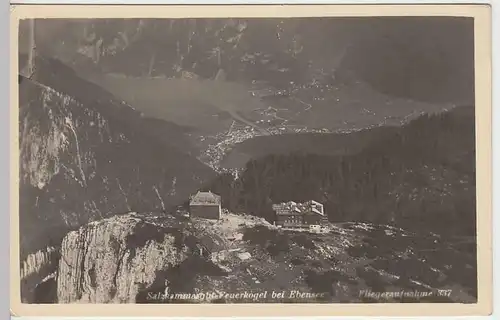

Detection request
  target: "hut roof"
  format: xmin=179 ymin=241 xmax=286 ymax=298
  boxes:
xmin=190 ymin=191 xmax=222 ymax=206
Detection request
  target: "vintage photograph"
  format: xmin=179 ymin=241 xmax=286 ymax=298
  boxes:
xmin=16 ymin=11 xmax=483 ymax=307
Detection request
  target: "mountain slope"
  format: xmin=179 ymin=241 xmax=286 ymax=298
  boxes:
xmin=19 ymin=19 xmax=469 ymax=167
xmin=205 ymin=105 xmax=476 ymax=236
xmin=19 ymin=56 xmax=216 ymax=266
xmin=21 ymin=17 xmax=474 ymax=105
xmin=340 ymin=17 xmax=474 ymax=105
xmin=35 ymin=212 xmax=476 ymax=304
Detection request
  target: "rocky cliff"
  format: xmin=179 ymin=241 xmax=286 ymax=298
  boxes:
xmin=57 ymin=213 xmax=189 ymax=303
xmin=20 ymin=246 xmax=60 ymax=303
xmin=39 ymin=211 xmax=476 ymax=304
xmin=19 ymin=57 xmax=216 ymax=300
xmin=53 ymin=211 xmax=272 ymax=303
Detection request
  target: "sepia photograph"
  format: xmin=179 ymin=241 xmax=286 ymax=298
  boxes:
xmin=10 ymin=4 xmax=492 ymax=317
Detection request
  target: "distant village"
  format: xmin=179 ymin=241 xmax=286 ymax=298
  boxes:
xmin=187 ymin=191 xmax=329 ymax=232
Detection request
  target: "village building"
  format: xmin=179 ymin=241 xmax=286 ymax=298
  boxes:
xmin=272 ymin=200 xmax=328 ymax=228
xmin=189 ymin=191 xmax=222 ymax=220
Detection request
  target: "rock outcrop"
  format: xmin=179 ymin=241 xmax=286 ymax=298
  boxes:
xmin=20 ymin=246 xmax=59 ymax=303
xmin=57 ymin=213 xmax=189 ymax=303
xmin=55 ymin=211 xmax=273 ymax=303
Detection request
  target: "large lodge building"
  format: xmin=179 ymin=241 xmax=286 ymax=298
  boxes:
xmin=272 ymin=200 xmax=328 ymax=228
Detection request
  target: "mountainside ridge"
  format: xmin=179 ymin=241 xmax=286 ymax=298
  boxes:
xmin=32 ymin=211 xmax=477 ymax=304
xmin=21 ymin=17 xmax=474 ymax=105
xmin=204 ymin=105 xmax=476 ymax=236
xmin=19 ymin=56 xmax=216 ymax=262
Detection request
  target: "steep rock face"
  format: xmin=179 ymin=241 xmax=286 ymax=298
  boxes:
xmin=19 ymin=58 xmax=216 ymax=288
xmin=21 ymin=247 xmax=58 ymax=279
xmin=57 ymin=213 xmax=188 ymax=303
xmin=55 ymin=211 xmax=272 ymax=303
xmin=20 ymin=246 xmax=59 ymax=303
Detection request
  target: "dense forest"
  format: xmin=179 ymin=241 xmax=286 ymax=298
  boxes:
xmin=203 ymin=105 xmax=476 ymax=236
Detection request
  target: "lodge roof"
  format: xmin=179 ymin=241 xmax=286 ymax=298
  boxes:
xmin=272 ymin=200 xmax=325 ymax=216
xmin=189 ymin=191 xmax=222 ymax=206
